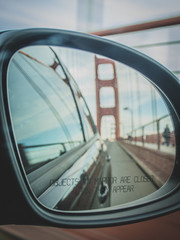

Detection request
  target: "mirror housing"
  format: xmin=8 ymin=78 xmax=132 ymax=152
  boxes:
xmin=0 ymin=29 xmax=179 ymax=227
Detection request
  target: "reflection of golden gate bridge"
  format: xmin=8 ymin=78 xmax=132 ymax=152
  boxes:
xmin=95 ymin=56 xmax=120 ymax=139
xmin=93 ymin=16 xmax=179 ymax=151
xmin=95 ymin=54 xmax=176 ymax=152
xmin=92 ymin=17 xmax=179 ymax=187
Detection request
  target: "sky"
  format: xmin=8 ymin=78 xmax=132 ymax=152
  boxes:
xmin=1 ymin=1 xmax=179 ymax=70
xmin=0 ymin=0 xmax=180 ymax=31
xmin=1 ymin=0 xmax=179 ymax=73
xmin=1 ymin=0 xmax=180 ymax=139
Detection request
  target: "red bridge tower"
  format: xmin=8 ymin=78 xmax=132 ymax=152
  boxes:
xmin=95 ymin=56 xmax=120 ymax=139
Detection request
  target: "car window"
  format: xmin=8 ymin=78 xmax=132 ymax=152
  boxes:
xmin=7 ymin=46 xmax=84 ymax=174
xmin=57 ymin=54 xmax=96 ymax=141
xmin=78 ymin=96 xmax=95 ymax=140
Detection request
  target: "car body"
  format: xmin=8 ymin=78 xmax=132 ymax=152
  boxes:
xmin=7 ymin=45 xmax=111 ymax=211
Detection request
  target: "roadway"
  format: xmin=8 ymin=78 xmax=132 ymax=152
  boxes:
xmin=106 ymin=141 xmax=157 ymax=206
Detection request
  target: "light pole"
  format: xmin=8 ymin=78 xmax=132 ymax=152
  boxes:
xmin=123 ymin=107 xmax=134 ymax=138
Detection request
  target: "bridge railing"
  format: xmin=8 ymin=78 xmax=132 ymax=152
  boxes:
xmin=124 ymin=114 xmax=175 ymax=151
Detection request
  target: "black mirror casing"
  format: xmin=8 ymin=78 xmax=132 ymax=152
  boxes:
xmin=0 ymin=29 xmax=180 ymax=227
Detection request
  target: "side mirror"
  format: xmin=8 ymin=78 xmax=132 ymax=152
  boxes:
xmin=0 ymin=29 xmax=179 ymax=227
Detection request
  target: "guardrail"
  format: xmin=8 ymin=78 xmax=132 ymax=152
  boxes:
xmin=124 ymin=114 xmax=175 ymax=151
xmin=91 ymin=16 xmax=180 ymax=36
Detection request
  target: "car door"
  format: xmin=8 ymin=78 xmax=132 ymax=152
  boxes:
xmin=7 ymin=45 xmax=111 ymax=211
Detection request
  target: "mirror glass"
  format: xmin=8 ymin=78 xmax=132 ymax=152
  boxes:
xmin=7 ymin=45 xmax=175 ymax=211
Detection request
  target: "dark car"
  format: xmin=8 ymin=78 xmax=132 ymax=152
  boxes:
xmin=7 ymin=45 xmax=111 ymax=211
